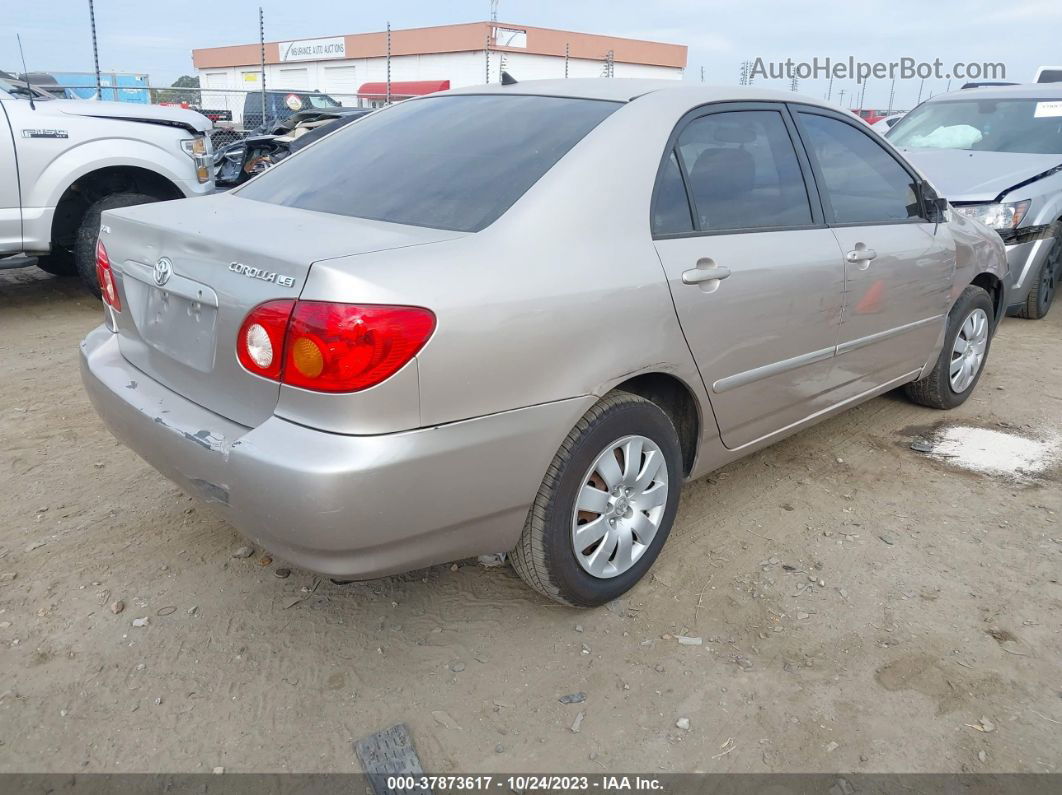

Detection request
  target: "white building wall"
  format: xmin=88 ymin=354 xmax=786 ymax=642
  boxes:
xmin=196 ymin=51 xmax=682 ymax=122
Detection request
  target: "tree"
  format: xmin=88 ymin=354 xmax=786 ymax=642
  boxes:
xmin=152 ymin=75 xmax=200 ymax=106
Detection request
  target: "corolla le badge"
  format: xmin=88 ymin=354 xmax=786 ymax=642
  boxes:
xmin=153 ymin=257 xmax=173 ymax=286
xmin=228 ymin=262 xmax=296 ymax=288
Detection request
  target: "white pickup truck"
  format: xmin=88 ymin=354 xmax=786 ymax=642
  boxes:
xmin=0 ymin=73 xmax=214 ymax=294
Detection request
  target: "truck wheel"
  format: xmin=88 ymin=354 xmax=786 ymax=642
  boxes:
xmin=905 ymin=285 xmax=994 ymax=410
xmin=35 ymin=249 xmax=77 ymax=277
xmin=510 ymin=391 xmax=683 ymax=607
xmin=1014 ymin=243 xmax=1060 ymax=320
xmin=75 ymin=193 xmax=158 ymax=297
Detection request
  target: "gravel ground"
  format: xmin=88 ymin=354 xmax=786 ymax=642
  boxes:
xmin=0 ymin=268 xmax=1060 ymax=774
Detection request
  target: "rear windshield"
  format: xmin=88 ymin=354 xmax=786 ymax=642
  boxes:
xmin=237 ymin=94 xmax=621 ymax=232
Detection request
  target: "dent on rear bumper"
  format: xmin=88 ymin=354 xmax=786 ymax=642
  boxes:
xmin=80 ymin=325 xmax=593 ymax=579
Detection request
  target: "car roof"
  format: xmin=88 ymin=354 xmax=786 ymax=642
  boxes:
xmin=443 ymin=78 xmax=838 ymax=109
xmin=926 ymin=83 xmax=1062 ymax=102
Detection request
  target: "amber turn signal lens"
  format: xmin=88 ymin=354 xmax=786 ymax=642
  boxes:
xmin=291 ymin=336 xmax=324 ymax=378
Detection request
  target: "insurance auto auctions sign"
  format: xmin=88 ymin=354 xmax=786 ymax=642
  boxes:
xmin=279 ymin=36 xmax=346 ymax=62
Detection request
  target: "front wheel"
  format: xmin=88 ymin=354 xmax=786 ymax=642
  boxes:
xmin=510 ymin=392 xmax=683 ymax=607
xmin=74 ymin=193 xmax=159 ymax=297
xmin=905 ymin=285 xmax=994 ymax=410
xmin=1014 ymin=245 xmax=1060 ymax=320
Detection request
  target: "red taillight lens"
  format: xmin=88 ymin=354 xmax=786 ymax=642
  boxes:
xmin=95 ymin=239 xmax=121 ymax=311
xmin=236 ymin=299 xmax=295 ymax=380
xmin=282 ymin=302 xmax=436 ymax=393
xmin=236 ymin=301 xmax=435 ymax=393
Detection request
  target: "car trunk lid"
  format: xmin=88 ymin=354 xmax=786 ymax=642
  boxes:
xmin=103 ymin=193 xmax=464 ymax=428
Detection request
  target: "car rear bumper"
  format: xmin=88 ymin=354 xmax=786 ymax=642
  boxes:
xmin=80 ymin=324 xmax=592 ymax=579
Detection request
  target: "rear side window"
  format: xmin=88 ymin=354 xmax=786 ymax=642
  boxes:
xmin=238 ymin=94 xmax=621 ymax=232
xmin=798 ymin=113 xmax=920 ymax=224
xmin=674 ymin=110 xmax=813 ymax=232
xmin=653 ymin=152 xmax=694 ymax=234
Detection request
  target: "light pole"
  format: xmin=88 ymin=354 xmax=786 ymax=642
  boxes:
xmin=88 ymin=0 xmax=101 ymax=99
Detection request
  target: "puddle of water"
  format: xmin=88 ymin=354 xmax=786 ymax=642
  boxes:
xmin=923 ymin=425 xmax=1059 ymax=480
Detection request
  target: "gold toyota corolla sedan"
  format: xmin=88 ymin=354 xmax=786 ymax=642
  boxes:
xmin=81 ymin=79 xmax=1008 ymax=606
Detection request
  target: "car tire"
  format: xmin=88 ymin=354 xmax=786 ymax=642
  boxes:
xmin=75 ymin=193 xmax=158 ymax=297
xmin=34 ymin=249 xmax=77 ymax=277
xmin=905 ymin=285 xmax=994 ymax=410
xmin=1014 ymin=243 xmax=1060 ymax=320
xmin=510 ymin=391 xmax=683 ymax=607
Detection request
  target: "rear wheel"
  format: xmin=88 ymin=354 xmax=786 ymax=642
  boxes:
xmin=510 ymin=391 xmax=683 ymax=607
xmin=905 ymin=285 xmax=993 ymax=409
xmin=1014 ymin=244 xmax=1060 ymax=320
xmin=74 ymin=192 xmax=158 ymax=297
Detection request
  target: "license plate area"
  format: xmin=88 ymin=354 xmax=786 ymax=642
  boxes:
xmin=121 ymin=261 xmax=219 ymax=373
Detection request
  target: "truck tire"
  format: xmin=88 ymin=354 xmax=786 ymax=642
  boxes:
xmin=904 ymin=285 xmax=994 ymax=410
xmin=75 ymin=193 xmax=157 ymax=297
xmin=34 ymin=249 xmax=77 ymax=277
xmin=510 ymin=391 xmax=683 ymax=607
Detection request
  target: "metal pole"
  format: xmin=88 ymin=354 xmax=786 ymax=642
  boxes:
xmin=826 ymin=73 xmax=834 ymax=100
xmin=564 ymin=42 xmax=569 ymax=78
xmin=700 ymin=66 xmax=704 ymax=82
xmin=88 ymin=0 xmax=102 ymax=99
xmin=485 ymin=32 xmax=490 ymax=84
xmin=386 ymin=22 xmax=392 ymax=103
xmin=858 ymin=78 xmax=868 ymax=113
xmin=259 ymin=7 xmax=266 ymax=123
xmin=887 ymin=78 xmax=895 ymax=114
xmin=917 ymin=78 xmax=925 ymax=104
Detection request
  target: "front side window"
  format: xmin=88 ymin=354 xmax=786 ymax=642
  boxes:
xmin=238 ymin=94 xmax=620 ymax=232
xmin=674 ymin=110 xmax=813 ymax=232
xmin=799 ymin=113 xmax=920 ymax=224
xmin=887 ymin=98 xmax=1062 ymax=155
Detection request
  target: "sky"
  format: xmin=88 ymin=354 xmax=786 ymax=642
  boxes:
xmin=4 ymin=0 xmax=1059 ymax=109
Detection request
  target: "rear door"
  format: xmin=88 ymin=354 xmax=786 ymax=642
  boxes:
xmin=793 ymin=108 xmax=954 ymax=392
xmin=0 ymin=92 xmax=22 ymax=251
xmin=652 ymin=104 xmax=847 ymax=449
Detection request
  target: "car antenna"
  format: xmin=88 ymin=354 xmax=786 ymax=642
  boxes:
xmin=501 ymin=71 xmax=518 ymax=86
xmin=16 ymin=34 xmax=36 ymax=110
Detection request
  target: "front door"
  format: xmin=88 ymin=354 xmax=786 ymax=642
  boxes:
xmin=794 ymin=109 xmax=955 ymax=393
xmin=0 ymin=94 xmax=22 ymax=252
xmin=652 ymin=105 xmax=846 ymax=450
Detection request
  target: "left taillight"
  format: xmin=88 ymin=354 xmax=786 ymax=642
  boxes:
xmin=95 ymin=239 xmax=121 ymax=311
xmin=235 ymin=300 xmax=436 ymax=393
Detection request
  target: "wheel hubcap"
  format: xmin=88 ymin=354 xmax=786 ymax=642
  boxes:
xmin=571 ymin=435 xmax=668 ymax=579
xmin=949 ymin=307 xmax=989 ymax=393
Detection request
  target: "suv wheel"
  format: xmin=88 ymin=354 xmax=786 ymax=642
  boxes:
xmin=1015 ymin=244 xmax=1060 ymax=320
xmin=905 ymin=285 xmax=994 ymax=410
xmin=75 ymin=193 xmax=158 ymax=296
xmin=510 ymin=391 xmax=683 ymax=607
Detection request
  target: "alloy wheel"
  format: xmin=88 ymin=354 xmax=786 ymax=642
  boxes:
xmin=949 ymin=307 xmax=989 ymax=393
xmin=570 ymin=435 xmax=669 ymax=579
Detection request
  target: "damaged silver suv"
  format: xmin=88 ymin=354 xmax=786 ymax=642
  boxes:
xmin=890 ymin=84 xmax=1062 ymax=319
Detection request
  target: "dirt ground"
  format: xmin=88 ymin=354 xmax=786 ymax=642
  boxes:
xmin=0 ymin=267 xmax=1060 ymax=775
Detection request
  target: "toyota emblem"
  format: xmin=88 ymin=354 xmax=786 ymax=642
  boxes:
xmin=153 ymin=257 xmax=173 ymax=287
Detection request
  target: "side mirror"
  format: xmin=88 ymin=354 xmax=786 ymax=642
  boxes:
xmin=920 ymin=182 xmax=949 ymax=223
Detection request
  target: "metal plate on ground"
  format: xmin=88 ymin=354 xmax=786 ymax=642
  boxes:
xmin=355 ymin=723 xmax=431 ymax=795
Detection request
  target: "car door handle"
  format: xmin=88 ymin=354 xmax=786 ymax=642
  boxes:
xmin=682 ymin=265 xmax=732 ymax=285
xmin=845 ymin=247 xmax=878 ymax=263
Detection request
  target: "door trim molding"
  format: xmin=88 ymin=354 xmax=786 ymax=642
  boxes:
xmin=836 ymin=315 xmax=943 ymax=356
xmin=712 ymin=345 xmax=835 ymax=394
